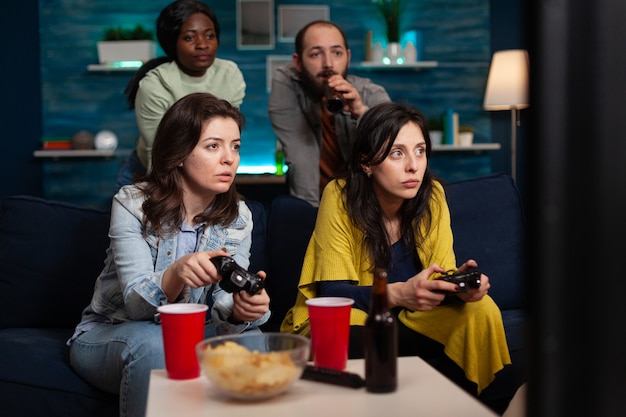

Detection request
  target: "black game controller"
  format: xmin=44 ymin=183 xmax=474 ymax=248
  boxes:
xmin=210 ymin=256 xmax=264 ymax=295
xmin=435 ymin=267 xmax=481 ymax=292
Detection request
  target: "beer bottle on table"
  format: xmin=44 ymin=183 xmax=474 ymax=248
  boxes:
xmin=363 ymin=267 xmax=397 ymax=393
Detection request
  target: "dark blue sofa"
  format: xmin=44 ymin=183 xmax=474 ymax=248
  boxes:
xmin=260 ymin=173 xmax=527 ymax=413
xmin=0 ymin=173 xmax=526 ymax=416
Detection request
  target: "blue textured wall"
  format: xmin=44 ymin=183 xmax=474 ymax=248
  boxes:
xmin=39 ymin=0 xmax=498 ymax=209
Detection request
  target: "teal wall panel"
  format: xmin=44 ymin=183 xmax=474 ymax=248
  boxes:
xmin=38 ymin=0 xmax=500 ymax=209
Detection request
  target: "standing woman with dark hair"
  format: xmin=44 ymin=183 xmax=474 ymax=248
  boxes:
xmin=115 ymin=0 xmax=246 ymax=191
xmin=69 ymin=93 xmax=269 ymax=417
xmin=282 ymin=101 xmax=511 ymax=403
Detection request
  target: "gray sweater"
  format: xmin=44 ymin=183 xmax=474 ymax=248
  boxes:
xmin=268 ymin=64 xmax=390 ymax=206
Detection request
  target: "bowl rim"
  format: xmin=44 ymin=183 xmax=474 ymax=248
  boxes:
xmin=196 ymin=332 xmax=310 ymax=351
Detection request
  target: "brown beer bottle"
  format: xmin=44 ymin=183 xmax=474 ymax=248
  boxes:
xmin=364 ymin=268 xmax=398 ymax=393
xmin=322 ymin=69 xmax=344 ymax=113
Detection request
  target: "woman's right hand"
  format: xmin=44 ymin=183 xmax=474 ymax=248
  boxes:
xmin=161 ymin=250 xmax=230 ymax=301
xmin=172 ymin=250 xmax=231 ymax=288
xmin=387 ymin=263 xmax=459 ymax=311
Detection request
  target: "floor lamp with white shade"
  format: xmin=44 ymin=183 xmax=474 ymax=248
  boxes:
xmin=483 ymin=49 xmax=530 ymax=182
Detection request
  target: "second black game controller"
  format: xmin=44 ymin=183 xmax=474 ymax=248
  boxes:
xmin=435 ymin=267 xmax=481 ymax=292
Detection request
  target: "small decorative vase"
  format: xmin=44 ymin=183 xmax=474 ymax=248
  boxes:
xmin=385 ymin=42 xmax=403 ymax=65
xmin=430 ymin=131 xmax=443 ymax=146
xmin=371 ymin=42 xmax=384 ymax=64
xmin=459 ymin=132 xmax=474 ymax=146
xmin=404 ymin=41 xmax=417 ymax=63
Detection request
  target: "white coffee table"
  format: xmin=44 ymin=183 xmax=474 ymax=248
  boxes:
xmin=146 ymin=356 xmax=497 ymax=417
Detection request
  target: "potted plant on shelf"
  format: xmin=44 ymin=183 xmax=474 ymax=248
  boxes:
xmin=373 ymin=0 xmax=403 ymax=44
xmin=428 ymin=117 xmax=444 ymax=146
xmin=97 ymin=24 xmax=156 ymax=66
xmin=373 ymin=0 xmax=404 ymax=62
xmin=459 ymin=125 xmax=475 ymax=146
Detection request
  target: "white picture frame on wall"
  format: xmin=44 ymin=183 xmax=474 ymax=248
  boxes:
xmin=266 ymin=55 xmax=292 ymax=92
xmin=237 ymin=0 xmax=274 ymax=50
xmin=278 ymin=5 xmax=330 ymax=43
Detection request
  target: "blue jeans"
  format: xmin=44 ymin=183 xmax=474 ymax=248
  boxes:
xmin=114 ymin=150 xmax=147 ymax=193
xmin=69 ymin=320 xmax=261 ymax=417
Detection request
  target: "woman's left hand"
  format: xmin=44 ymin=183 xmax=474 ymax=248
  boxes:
xmin=230 ymin=271 xmax=270 ymax=322
xmin=455 ymin=259 xmax=490 ymax=303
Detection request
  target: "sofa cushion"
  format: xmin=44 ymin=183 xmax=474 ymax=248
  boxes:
xmin=0 ymin=196 xmax=111 ymax=329
xmin=263 ymin=195 xmax=318 ymax=331
xmin=443 ymin=173 xmax=527 ymax=311
xmin=245 ymin=199 xmax=268 ymax=275
xmin=0 ymin=327 xmax=118 ymax=417
xmin=501 ymin=308 xmax=526 ymax=354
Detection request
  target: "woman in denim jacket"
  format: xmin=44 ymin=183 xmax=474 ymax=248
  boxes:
xmin=68 ymin=93 xmax=270 ymax=417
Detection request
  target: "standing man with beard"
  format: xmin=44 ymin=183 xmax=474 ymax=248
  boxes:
xmin=268 ymin=20 xmax=391 ymax=207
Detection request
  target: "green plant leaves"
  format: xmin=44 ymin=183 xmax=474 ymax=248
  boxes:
xmin=102 ymin=25 xmax=154 ymax=41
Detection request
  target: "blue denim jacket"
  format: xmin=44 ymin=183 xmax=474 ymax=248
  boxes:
xmin=69 ymin=184 xmax=269 ymax=344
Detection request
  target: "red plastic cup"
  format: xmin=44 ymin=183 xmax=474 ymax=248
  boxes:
xmin=305 ymin=297 xmax=354 ymax=370
xmin=157 ymin=303 xmax=208 ymax=380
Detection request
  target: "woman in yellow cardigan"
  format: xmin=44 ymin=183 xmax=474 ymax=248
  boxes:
xmin=281 ymin=102 xmax=511 ymax=398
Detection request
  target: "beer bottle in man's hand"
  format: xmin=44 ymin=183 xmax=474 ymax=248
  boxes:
xmin=322 ymin=69 xmax=344 ymax=113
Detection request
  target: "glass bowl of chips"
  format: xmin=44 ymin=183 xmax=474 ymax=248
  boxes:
xmin=196 ymin=332 xmax=310 ymax=400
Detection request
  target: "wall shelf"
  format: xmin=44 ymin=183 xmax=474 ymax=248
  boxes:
xmin=436 ymin=62 xmax=489 ymax=68
xmin=354 ymin=61 xmax=439 ymax=71
xmin=432 ymin=143 xmax=500 ymax=152
xmin=34 ymin=149 xmax=131 ymax=159
xmin=87 ymin=64 xmax=140 ymax=72
xmin=354 ymin=61 xmax=490 ymax=71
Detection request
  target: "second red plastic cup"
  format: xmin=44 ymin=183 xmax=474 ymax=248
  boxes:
xmin=305 ymin=297 xmax=354 ymax=370
xmin=157 ymin=303 xmax=208 ymax=380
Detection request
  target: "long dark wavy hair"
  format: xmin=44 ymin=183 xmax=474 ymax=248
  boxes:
xmin=138 ymin=92 xmax=244 ymax=237
xmin=124 ymin=0 xmax=220 ymax=109
xmin=340 ymin=101 xmax=441 ymax=268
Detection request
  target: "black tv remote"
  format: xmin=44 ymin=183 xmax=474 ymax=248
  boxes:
xmin=301 ymin=365 xmax=365 ymax=389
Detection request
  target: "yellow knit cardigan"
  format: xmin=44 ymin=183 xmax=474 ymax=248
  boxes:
xmin=281 ymin=179 xmax=511 ymax=394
